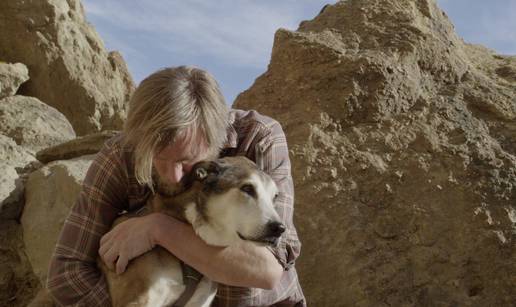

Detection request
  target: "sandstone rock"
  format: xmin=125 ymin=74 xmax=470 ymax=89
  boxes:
xmin=26 ymin=288 xmax=55 ymax=307
xmin=0 ymin=0 xmax=135 ymax=135
xmin=0 ymin=62 xmax=29 ymax=99
xmin=234 ymin=0 xmax=516 ymax=305
xmin=0 ymin=95 xmax=76 ymax=153
xmin=0 ymin=163 xmax=24 ymax=219
xmin=0 ymin=135 xmax=39 ymax=219
xmin=0 ymin=135 xmax=37 ymax=167
xmin=21 ymin=155 xmax=94 ymax=285
xmin=36 ymin=130 xmax=119 ymax=164
xmin=0 ymin=220 xmax=40 ymax=307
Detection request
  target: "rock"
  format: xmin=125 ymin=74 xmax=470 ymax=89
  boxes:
xmin=0 ymin=0 xmax=135 ymax=135
xmin=0 ymin=135 xmax=39 ymax=219
xmin=0 ymin=95 xmax=76 ymax=153
xmin=0 ymin=62 xmax=29 ymax=99
xmin=21 ymin=155 xmax=94 ymax=285
xmin=0 ymin=220 xmax=40 ymax=307
xmin=36 ymin=130 xmax=119 ymax=164
xmin=0 ymin=135 xmax=37 ymax=167
xmin=26 ymin=288 xmax=55 ymax=307
xmin=0 ymin=164 xmax=24 ymax=219
xmin=234 ymin=0 xmax=516 ymax=305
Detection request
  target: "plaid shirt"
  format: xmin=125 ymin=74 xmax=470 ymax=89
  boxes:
xmin=47 ymin=109 xmax=306 ymax=307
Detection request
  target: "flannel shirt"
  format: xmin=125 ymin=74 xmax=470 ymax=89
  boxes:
xmin=47 ymin=109 xmax=306 ymax=306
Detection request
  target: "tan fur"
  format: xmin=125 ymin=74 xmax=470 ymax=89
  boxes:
xmin=98 ymin=194 xmax=191 ymax=307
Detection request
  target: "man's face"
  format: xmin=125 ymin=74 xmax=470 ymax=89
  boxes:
xmin=153 ymin=133 xmax=213 ymax=195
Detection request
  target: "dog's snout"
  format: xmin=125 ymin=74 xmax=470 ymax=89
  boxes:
xmin=267 ymin=221 xmax=286 ymax=237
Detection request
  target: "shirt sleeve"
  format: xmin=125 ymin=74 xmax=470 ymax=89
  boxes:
xmin=46 ymin=138 xmax=128 ymax=306
xmin=254 ymin=120 xmax=301 ymax=271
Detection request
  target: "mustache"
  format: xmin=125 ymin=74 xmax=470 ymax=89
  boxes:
xmin=151 ymin=169 xmax=185 ymax=196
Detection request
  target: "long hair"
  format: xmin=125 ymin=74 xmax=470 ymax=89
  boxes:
xmin=123 ymin=66 xmax=229 ymax=190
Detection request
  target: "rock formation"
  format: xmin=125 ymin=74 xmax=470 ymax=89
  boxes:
xmin=0 ymin=0 xmax=135 ymax=135
xmin=0 ymin=135 xmax=39 ymax=219
xmin=36 ymin=130 xmax=118 ymax=164
xmin=0 ymin=62 xmax=29 ymax=99
xmin=234 ymin=0 xmax=516 ymax=306
xmin=22 ymin=156 xmax=94 ymax=286
xmin=0 ymin=96 xmax=76 ymax=153
xmin=0 ymin=1 xmax=135 ymax=305
xmin=0 ymin=220 xmax=40 ymax=307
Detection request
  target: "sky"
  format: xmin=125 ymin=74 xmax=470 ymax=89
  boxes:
xmin=82 ymin=0 xmax=516 ymax=105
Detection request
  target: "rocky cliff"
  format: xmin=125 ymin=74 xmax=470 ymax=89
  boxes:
xmin=0 ymin=0 xmax=134 ymax=135
xmin=0 ymin=0 xmax=133 ymax=305
xmin=234 ymin=0 xmax=516 ymax=306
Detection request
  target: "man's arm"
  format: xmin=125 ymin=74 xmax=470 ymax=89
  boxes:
xmin=47 ymin=139 xmax=127 ymax=306
xmin=152 ymin=214 xmax=283 ymax=289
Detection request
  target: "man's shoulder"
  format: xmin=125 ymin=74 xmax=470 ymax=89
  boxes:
xmin=97 ymin=132 xmax=134 ymax=165
xmin=230 ymin=109 xmax=281 ymax=132
xmin=229 ymin=109 xmax=287 ymax=152
xmin=103 ymin=132 xmax=131 ymax=153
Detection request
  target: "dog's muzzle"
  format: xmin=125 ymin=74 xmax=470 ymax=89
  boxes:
xmin=238 ymin=221 xmax=286 ymax=246
xmin=265 ymin=221 xmax=286 ymax=238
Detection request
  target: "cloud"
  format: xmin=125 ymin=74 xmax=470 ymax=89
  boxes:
xmin=81 ymin=0 xmax=321 ymax=68
xmin=436 ymin=0 xmax=516 ymax=55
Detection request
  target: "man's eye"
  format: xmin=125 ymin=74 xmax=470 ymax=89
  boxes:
xmin=240 ymin=184 xmax=256 ymax=198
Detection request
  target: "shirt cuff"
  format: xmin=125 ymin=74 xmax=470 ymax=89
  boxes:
xmin=265 ymin=238 xmax=297 ymax=271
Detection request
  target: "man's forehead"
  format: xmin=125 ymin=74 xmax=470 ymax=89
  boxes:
xmin=155 ymin=134 xmax=210 ymax=161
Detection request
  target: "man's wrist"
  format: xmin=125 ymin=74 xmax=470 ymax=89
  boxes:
xmin=150 ymin=212 xmax=177 ymax=246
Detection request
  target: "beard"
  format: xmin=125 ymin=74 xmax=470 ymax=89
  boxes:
xmin=151 ymin=168 xmax=185 ymax=197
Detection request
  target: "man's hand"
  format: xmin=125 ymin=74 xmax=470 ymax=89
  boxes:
xmin=99 ymin=213 xmax=165 ymax=275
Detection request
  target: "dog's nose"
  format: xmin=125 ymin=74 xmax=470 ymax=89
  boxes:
xmin=267 ymin=221 xmax=286 ymax=237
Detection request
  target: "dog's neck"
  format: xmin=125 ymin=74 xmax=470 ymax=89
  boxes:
xmin=146 ymin=182 xmax=203 ymax=225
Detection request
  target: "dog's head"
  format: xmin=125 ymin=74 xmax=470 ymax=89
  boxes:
xmin=181 ymin=156 xmax=285 ymax=247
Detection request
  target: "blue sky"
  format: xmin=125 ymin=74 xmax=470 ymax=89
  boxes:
xmin=82 ymin=0 xmax=516 ymax=105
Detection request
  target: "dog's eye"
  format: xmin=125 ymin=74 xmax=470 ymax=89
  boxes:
xmin=240 ymin=184 xmax=256 ymax=198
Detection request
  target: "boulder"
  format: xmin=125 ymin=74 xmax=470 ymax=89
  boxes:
xmin=0 ymin=95 xmax=76 ymax=153
xmin=0 ymin=62 xmax=29 ymax=99
xmin=26 ymin=288 xmax=55 ymax=307
xmin=0 ymin=135 xmax=39 ymax=219
xmin=36 ymin=130 xmax=119 ymax=164
xmin=0 ymin=0 xmax=135 ymax=135
xmin=234 ymin=0 xmax=516 ymax=305
xmin=0 ymin=220 xmax=40 ymax=307
xmin=21 ymin=155 xmax=94 ymax=285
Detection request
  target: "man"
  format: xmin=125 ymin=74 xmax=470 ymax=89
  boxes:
xmin=47 ymin=66 xmax=305 ymax=306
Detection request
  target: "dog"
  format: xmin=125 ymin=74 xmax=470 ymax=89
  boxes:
xmin=98 ymin=156 xmax=286 ymax=307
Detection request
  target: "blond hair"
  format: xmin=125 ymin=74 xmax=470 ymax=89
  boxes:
xmin=123 ymin=66 xmax=229 ymax=190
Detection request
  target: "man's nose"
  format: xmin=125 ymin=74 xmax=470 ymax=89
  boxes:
xmin=168 ymin=163 xmax=184 ymax=183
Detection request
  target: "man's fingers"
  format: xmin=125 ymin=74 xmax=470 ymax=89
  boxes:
xmin=98 ymin=235 xmax=115 ymax=256
xmin=100 ymin=229 xmax=115 ymax=246
xmin=116 ymin=253 xmax=129 ymax=275
xmin=101 ymin=244 xmax=119 ymax=271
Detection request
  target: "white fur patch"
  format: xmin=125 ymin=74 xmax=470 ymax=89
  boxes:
xmin=184 ymin=276 xmax=218 ymax=307
xmin=145 ymin=276 xmax=185 ymax=306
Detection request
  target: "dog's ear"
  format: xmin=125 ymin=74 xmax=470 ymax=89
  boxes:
xmin=194 ymin=167 xmax=208 ymax=180
xmin=192 ymin=161 xmax=219 ymax=178
xmin=181 ymin=159 xmax=226 ymax=190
